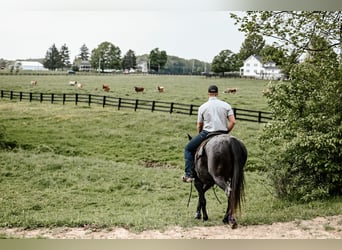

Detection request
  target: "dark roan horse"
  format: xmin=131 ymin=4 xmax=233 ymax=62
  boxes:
xmin=192 ymin=134 xmax=247 ymax=229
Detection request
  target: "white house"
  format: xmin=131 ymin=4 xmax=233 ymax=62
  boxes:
xmin=14 ymin=61 xmax=48 ymax=71
xmin=136 ymin=61 xmax=148 ymax=73
xmin=240 ymin=55 xmax=283 ymax=80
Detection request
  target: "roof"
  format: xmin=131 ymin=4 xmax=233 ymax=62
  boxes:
xmin=16 ymin=61 xmax=43 ymax=66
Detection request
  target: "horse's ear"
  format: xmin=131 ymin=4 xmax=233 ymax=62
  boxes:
xmin=187 ymin=134 xmax=192 ymax=140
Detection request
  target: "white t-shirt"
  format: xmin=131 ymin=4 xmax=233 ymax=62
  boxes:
xmin=197 ymin=97 xmax=234 ymax=132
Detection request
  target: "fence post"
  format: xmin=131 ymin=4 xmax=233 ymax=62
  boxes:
xmin=170 ymin=102 xmax=174 ymax=113
xmin=118 ymin=98 xmax=121 ymax=110
xmin=189 ymin=104 xmax=193 ymax=115
xmin=75 ymin=94 xmax=78 ymax=105
xmin=51 ymin=93 xmax=54 ymax=104
xmin=88 ymin=94 xmax=91 ymax=106
xmin=151 ymin=101 xmax=155 ymax=112
xmin=103 ymin=96 xmax=106 ymax=107
xmin=63 ymin=94 xmax=66 ymax=105
xmin=10 ymin=91 xmax=13 ymax=100
xmin=258 ymin=111 xmax=262 ymax=123
xmin=40 ymin=93 xmax=43 ymax=103
xmin=233 ymin=108 xmax=237 ymax=119
xmin=20 ymin=92 xmax=23 ymax=101
xmin=30 ymin=93 xmax=32 ymax=102
xmin=135 ymin=99 xmax=139 ymax=111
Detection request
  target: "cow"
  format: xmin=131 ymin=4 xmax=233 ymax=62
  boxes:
xmin=31 ymin=80 xmax=37 ymax=86
xmin=69 ymin=81 xmax=77 ymax=86
xmin=223 ymin=88 xmax=237 ymax=94
xmin=103 ymin=84 xmax=110 ymax=92
xmin=134 ymin=86 xmax=144 ymax=93
xmin=157 ymin=86 xmax=164 ymax=93
xmin=76 ymin=83 xmax=83 ymax=89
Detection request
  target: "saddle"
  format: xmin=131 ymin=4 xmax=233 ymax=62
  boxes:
xmin=196 ymin=131 xmax=228 ymax=159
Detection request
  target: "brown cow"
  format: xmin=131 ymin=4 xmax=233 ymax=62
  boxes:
xmin=103 ymin=84 xmax=110 ymax=92
xmin=157 ymin=85 xmax=164 ymax=93
xmin=134 ymin=86 xmax=144 ymax=93
xmin=224 ymin=88 xmax=237 ymax=94
xmin=30 ymin=80 xmax=37 ymax=86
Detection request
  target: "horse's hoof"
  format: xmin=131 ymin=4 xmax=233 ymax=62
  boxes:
xmin=231 ymin=223 xmax=238 ymax=229
xmin=203 ymin=216 xmax=208 ymax=221
xmin=195 ymin=213 xmax=201 ymax=220
xmin=222 ymin=218 xmax=229 ymax=224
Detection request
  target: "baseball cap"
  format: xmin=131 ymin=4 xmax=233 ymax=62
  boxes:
xmin=208 ymin=85 xmax=218 ymax=93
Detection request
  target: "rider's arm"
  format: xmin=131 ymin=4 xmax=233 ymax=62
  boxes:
xmin=227 ymin=114 xmax=236 ymax=133
xmin=197 ymin=122 xmax=203 ymax=133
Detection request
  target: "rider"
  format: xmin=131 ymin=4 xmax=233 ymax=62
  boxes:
xmin=182 ymin=85 xmax=236 ymax=183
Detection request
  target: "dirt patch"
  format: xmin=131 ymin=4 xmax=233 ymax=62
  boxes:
xmin=1 ymin=215 xmax=341 ymax=239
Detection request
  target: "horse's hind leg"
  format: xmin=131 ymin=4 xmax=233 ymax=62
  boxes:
xmin=220 ymin=181 xmax=238 ymax=229
xmin=223 ymin=196 xmax=238 ymax=229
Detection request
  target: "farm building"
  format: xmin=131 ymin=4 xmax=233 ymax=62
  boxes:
xmin=79 ymin=60 xmax=91 ymax=72
xmin=240 ymin=55 xmax=283 ymax=80
xmin=14 ymin=61 xmax=48 ymax=71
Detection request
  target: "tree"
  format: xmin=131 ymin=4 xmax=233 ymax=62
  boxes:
xmin=233 ymin=11 xmax=342 ymax=201
xmin=211 ymin=49 xmax=240 ymax=74
xmin=149 ymin=48 xmax=167 ymax=72
xmin=260 ymin=44 xmax=286 ymax=66
xmin=43 ymin=44 xmax=62 ymax=70
xmin=122 ymin=49 xmax=137 ymax=70
xmin=90 ymin=42 xmax=121 ymax=72
xmin=60 ymin=43 xmax=71 ymax=70
xmin=79 ymin=44 xmax=90 ymax=61
xmin=238 ymin=33 xmax=265 ymax=61
xmin=231 ymin=11 xmax=341 ymax=61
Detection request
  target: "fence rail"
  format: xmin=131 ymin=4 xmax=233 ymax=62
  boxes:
xmin=0 ymin=90 xmax=272 ymax=123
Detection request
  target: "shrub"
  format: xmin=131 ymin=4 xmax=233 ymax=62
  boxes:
xmin=260 ymin=57 xmax=342 ymax=201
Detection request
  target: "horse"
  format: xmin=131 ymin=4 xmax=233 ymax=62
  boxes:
xmin=192 ymin=134 xmax=247 ymax=229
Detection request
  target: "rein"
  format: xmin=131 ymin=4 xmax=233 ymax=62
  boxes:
xmin=187 ymin=183 xmax=222 ymax=207
xmin=213 ymin=186 xmax=222 ymax=204
xmin=186 ymin=181 xmax=193 ymax=207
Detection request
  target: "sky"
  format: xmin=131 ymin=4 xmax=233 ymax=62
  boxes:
xmin=0 ymin=0 xmax=246 ymax=63
xmin=1 ymin=0 xmax=338 ymax=63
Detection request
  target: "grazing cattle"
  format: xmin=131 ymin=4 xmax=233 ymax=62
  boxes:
xmin=224 ymin=88 xmax=237 ymax=94
xmin=103 ymin=84 xmax=110 ymax=92
xmin=30 ymin=80 xmax=37 ymax=86
xmin=69 ymin=81 xmax=77 ymax=86
xmin=76 ymin=83 xmax=83 ymax=89
xmin=134 ymin=86 xmax=144 ymax=93
xmin=157 ymin=85 xmax=164 ymax=93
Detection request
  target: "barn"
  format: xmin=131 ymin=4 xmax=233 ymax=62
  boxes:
xmin=14 ymin=61 xmax=48 ymax=71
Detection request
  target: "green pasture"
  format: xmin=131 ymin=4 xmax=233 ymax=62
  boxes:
xmin=0 ymin=75 xmax=341 ymax=234
xmin=0 ymin=74 xmax=271 ymax=111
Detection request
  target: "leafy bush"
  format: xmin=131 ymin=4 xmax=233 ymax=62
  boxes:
xmin=260 ymin=55 xmax=342 ymax=201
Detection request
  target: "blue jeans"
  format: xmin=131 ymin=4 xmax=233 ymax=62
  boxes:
xmin=184 ymin=130 xmax=209 ymax=177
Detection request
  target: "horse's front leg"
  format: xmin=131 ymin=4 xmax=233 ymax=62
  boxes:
xmin=194 ymin=181 xmax=208 ymax=221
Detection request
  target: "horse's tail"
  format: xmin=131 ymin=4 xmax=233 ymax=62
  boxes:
xmin=229 ymin=137 xmax=247 ymax=214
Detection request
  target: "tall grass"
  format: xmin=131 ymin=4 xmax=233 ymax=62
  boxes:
xmin=0 ymin=75 xmax=341 ymax=232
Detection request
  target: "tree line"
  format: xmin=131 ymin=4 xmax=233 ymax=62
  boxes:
xmin=40 ymin=26 xmax=302 ymax=76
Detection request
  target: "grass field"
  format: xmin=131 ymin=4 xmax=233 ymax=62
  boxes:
xmin=0 ymin=74 xmax=341 ymax=232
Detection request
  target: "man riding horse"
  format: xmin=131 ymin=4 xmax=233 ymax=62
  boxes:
xmin=182 ymin=85 xmax=236 ymax=182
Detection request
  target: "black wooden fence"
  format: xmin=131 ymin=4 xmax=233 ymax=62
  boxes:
xmin=0 ymin=90 xmax=272 ymax=123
